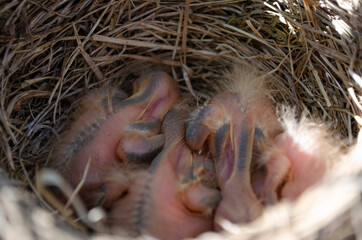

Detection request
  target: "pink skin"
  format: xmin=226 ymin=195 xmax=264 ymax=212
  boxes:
xmin=262 ymin=132 xmax=329 ymax=203
xmin=109 ymin=108 xmax=221 ymax=240
xmin=185 ymin=92 xmax=280 ymax=228
xmin=50 ymin=66 xmax=331 ymax=238
xmin=51 ymin=71 xmax=180 ymax=207
xmin=185 ymin=84 xmax=331 ymax=213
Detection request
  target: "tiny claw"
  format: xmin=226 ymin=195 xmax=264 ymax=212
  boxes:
xmin=192 ymin=153 xmax=218 ymax=189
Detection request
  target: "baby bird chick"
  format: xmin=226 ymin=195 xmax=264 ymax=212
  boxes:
xmin=259 ymin=111 xmax=344 ymax=203
xmin=186 ymin=67 xmax=281 ymax=228
xmin=186 ymin=66 xmax=342 ymax=229
xmin=109 ymin=105 xmax=221 ymax=240
xmin=50 ymin=71 xmax=180 ymax=208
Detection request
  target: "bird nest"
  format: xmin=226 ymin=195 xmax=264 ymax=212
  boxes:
xmin=0 ymin=0 xmax=361 ymax=239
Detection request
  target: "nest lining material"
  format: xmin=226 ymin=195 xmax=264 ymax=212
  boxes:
xmin=0 ymin=0 xmax=361 ymax=239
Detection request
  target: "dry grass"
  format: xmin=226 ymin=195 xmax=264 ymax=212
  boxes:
xmin=0 ymin=0 xmax=361 ymax=239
